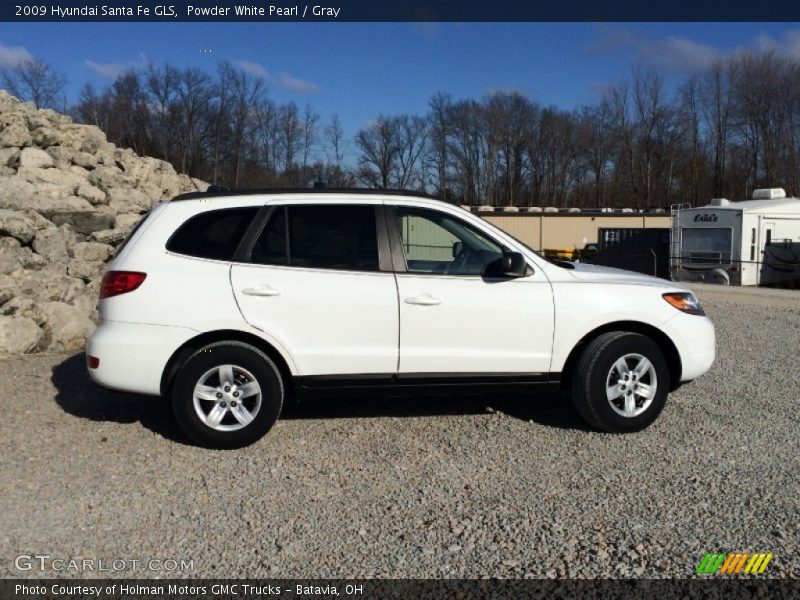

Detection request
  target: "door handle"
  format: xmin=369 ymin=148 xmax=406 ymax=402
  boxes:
xmin=405 ymin=294 xmax=442 ymax=306
xmin=242 ymin=286 xmax=282 ymax=297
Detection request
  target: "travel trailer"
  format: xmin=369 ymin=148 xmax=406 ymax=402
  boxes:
xmin=672 ymin=188 xmax=800 ymax=286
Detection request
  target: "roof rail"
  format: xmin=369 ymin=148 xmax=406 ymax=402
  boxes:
xmin=171 ymin=186 xmax=440 ymax=201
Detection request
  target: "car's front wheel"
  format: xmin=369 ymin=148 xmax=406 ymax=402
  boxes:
xmin=571 ymin=332 xmax=670 ymax=433
xmin=172 ymin=341 xmax=283 ymax=449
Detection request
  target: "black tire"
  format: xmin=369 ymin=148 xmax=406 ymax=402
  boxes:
xmin=172 ymin=341 xmax=283 ymax=449
xmin=571 ymin=332 xmax=670 ymax=433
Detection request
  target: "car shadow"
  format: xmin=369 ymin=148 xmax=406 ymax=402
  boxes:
xmin=51 ymin=352 xmax=191 ymax=444
xmin=282 ymin=389 xmax=592 ymax=431
xmin=51 ymin=353 xmax=592 ymax=445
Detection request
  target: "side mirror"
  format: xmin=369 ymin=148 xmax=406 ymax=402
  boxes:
xmin=452 ymin=241 xmax=463 ymax=258
xmin=483 ymin=251 xmax=528 ymax=278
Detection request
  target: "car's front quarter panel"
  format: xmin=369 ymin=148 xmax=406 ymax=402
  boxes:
xmin=549 ymin=280 xmax=714 ymax=382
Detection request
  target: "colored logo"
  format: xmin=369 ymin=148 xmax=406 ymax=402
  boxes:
xmin=696 ymin=552 xmax=774 ymax=575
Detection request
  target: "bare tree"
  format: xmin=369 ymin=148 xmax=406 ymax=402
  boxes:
xmin=700 ymin=60 xmax=733 ymax=198
xmin=324 ymin=114 xmax=352 ymax=186
xmin=279 ymin=102 xmax=301 ymax=174
xmin=394 ymin=115 xmax=428 ymax=189
xmin=66 ymin=49 xmax=800 ymax=207
xmin=428 ymin=92 xmax=452 ymax=199
xmin=301 ymin=103 xmax=320 ymax=170
xmin=3 ymin=58 xmax=66 ymax=110
xmin=355 ymin=116 xmax=400 ymax=189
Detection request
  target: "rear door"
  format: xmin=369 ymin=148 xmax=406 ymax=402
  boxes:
xmin=231 ymin=202 xmax=399 ymax=376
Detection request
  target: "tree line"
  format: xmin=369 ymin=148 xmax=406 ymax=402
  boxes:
xmin=4 ymin=50 xmax=800 ymax=208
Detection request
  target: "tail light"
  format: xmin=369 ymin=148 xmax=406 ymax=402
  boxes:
xmin=100 ymin=271 xmax=147 ymax=299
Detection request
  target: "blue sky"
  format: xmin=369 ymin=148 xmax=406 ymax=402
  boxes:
xmin=1 ymin=22 xmax=799 ymax=138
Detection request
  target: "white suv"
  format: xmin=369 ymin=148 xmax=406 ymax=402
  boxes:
xmin=87 ymin=190 xmax=715 ymax=448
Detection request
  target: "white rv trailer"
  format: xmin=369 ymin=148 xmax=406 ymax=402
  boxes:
xmin=672 ymin=188 xmax=800 ymax=286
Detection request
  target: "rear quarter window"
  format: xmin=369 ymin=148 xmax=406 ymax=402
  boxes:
xmin=167 ymin=207 xmax=258 ymax=261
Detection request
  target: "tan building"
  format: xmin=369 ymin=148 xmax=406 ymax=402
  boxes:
xmin=480 ymin=212 xmax=671 ymax=252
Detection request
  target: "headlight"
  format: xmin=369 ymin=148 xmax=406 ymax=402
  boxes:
xmin=662 ymin=292 xmax=705 ymax=316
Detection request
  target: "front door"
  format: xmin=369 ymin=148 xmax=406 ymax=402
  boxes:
xmin=388 ymin=205 xmax=554 ymax=374
xmin=231 ymin=203 xmax=399 ymax=376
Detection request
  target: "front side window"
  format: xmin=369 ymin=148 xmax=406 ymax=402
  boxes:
xmin=393 ymin=206 xmax=504 ymax=275
xmin=167 ymin=207 xmax=258 ymax=261
xmin=251 ymin=204 xmax=379 ymax=272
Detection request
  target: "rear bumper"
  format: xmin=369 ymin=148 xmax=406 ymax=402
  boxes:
xmin=86 ymin=320 xmax=198 ymax=395
xmin=660 ymin=312 xmax=716 ymax=382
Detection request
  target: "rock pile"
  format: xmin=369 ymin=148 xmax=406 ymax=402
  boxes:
xmin=0 ymin=91 xmax=207 ymax=353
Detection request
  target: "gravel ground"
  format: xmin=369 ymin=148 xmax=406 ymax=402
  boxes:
xmin=1 ymin=283 xmax=798 ymax=579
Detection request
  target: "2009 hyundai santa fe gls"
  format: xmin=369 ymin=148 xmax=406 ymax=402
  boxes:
xmin=87 ymin=189 xmax=715 ymax=448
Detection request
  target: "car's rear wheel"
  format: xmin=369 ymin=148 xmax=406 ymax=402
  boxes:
xmin=571 ymin=332 xmax=670 ymax=433
xmin=172 ymin=341 xmax=283 ymax=449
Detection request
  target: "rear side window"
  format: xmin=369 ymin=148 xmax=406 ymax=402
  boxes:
xmin=251 ymin=205 xmax=378 ymax=271
xmin=167 ymin=207 xmax=258 ymax=261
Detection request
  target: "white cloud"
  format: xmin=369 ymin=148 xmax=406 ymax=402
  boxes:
xmin=754 ymin=29 xmax=800 ymax=60
xmin=587 ymin=25 xmax=721 ymax=73
xmin=640 ymin=37 xmax=722 ymax=72
xmin=85 ymin=53 xmax=148 ymax=79
xmin=231 ymin=59 xmax=268 ymax=79
xmin=588 ymin=25 xmax=800 ymax=75
xmin=278 ymin=74 xmax=318 ymax=93
xmin=0 ymin=42 xmax=33 ymax=68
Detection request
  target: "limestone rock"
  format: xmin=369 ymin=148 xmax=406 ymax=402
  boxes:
xmin=114 ymin=213 xmax=142 ymax=231
xmin=0 ymin=315 xmax=43 ymax=353
xmin=72 ymin=151 xmax=97 ymax=169
xmin=0 ymin=240 xmax=47 ymax=274
xmin=91 ymin=228 xmax=127 ymax=244
xmin=0 ymin=91 xmax=204 ymax=352
xmin=0 ymin=287 xmax=14 ymax=305
xmin=38 ymin=301 xmax=95 ymax=351
xmin=18 ymin=165 xmax=85 ymax=191
xmin=68 ymin=259 xmax=105 ymax=282
xmin=108 ymin=187 xmax=150 ymax=213
xmin=0 ymin=210 xmax=35 ymax=243
xmin=31 ymin=127 xmax=59 ymax=148
xmin=1 ymin=296 xmax=45 ymax=325
xmin=46 ymin=145 xmax=73 ymax=169
xmin=0 ymin=113 xmax=32 ymax=147
xmin=14 ymin=270 xmax=85 ymax=304
xmin=50 ymin=210 xmax=115 ymax=235
xmin=88 ymin=164 xmax=130 ymax=191
xmin=57 ymin=123 xmax=108 ymax=154
xmin=32 ymin=227 xmax=70 ymax=263
xmin=76 ymin=181 xmax=106 ymax=205
xmin=19 ymin=147 xmax=55 ymax=169
xmin=72 ymin=241 xmax=113 ymax=263
xmin=0 ymin=147 xmax=20 ymax=168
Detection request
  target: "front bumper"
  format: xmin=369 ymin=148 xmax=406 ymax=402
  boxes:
xmin=660 ymin=311 xmax=716 ymax=382
xmin=86 ymin=320 xmax=198 ymax=395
